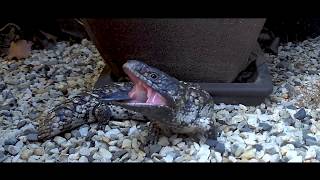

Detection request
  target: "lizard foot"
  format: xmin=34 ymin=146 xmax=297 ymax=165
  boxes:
xmin=145 ymin=122 xmax=161 ymax=145
xmin=93 ymin=103 xmax=112 ymax=131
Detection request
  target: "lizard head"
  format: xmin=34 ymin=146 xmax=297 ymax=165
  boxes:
xmin=112 ymin=60 xmax=183 ymax=121
xmin=113 ymin=60 xmax=215 ymax=137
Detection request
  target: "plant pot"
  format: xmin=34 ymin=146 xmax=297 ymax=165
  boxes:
xmin=83 ymin=18 xmax=266 ymax=83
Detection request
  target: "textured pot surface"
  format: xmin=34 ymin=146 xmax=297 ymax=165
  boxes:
xmin=84 ymin=18 xmax=265 ymax=83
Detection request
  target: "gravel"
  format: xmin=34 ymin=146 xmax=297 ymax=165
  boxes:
xmin=4 ymin=137 xmax=18 ymax=145
xmin=294 ymin=108 xmax=307 ymax=120
xmin=0 ymin=151 xmax=7 ymax=162
xmin=158 ymin=136 xmax=170 ymax=146
xmin=2 ymin=38 xmax=320 ymax=162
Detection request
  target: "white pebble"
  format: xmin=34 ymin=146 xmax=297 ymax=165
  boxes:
xmin=163 ymin=155 xmax=174 ymax=162
xmin=121 ymin=139 xmax=132 ymax=149
xmin=98 ymin=148 xmax=112 ymax=160
xmin=288 ymin=156 xmax=303 ymax=162
xmin=79 ymin=127 xmax=89 ymax=137
xmin=239 ymin=104 xmax=248 ymax=111
xmin=79 ymin=156 xmax=88 ymax=162
xmin=159 ymin=146 xmax=174 ymax=157
xmin=305 ymin=148 xmax=317 ymax=160
xmin=214 ymin=152 xmax=222 ymax=162
xmin=286 ymin=150 xmax=298 ymax=160
xmin=53 ymin=136 xmax=67 ymax=145
xmin=196 ymin=145 xmax=210 ymax=162
xmin=128 ymin=126 xmax=139 ymax=136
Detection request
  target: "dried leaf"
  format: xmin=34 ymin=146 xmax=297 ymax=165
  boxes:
xmin=7 ymin=40 xmax=32 ymax=60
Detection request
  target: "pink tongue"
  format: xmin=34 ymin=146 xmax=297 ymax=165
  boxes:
xmin=128 ymin=81 xmax=167 ymax=105
xmin=128 ymin=82 xmax=147 ymax=103
xmin=146 ymin=87 xmax=167 ymax=105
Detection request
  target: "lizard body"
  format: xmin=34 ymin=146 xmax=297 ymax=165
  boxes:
xmin=38 ymin=60 xmax=217 ymax=141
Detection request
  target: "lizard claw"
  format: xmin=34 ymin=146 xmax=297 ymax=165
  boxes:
xmin=145 ymin=122 xmax=161 ymax=145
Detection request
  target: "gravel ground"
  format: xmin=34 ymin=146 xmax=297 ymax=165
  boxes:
xmin=1 ymin=38 xmax=320 ymax=162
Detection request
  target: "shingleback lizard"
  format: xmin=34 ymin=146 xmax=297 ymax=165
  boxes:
xmin=38 ymin=60 xmax=217 ymax=142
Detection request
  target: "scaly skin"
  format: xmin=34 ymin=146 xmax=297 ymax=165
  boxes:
xmin=115 ymin=60 xmax=216 ymax=139
xmin=37 ymin=83 xmax=147 ymax=140
xmin=38 ymin=60 xmax=217 ymax=141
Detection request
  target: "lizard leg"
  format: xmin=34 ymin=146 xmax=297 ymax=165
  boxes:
xmin=92 ymin=103 xmax=112 ymax=130
xmin=207 ymin=125 xmax=218 ymax=141
xmin=37 ymin=95 xmax=102 ymax=140
xmin=145 ymin=121 xmax=161 ymax=145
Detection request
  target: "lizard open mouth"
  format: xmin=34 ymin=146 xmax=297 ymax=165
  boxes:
xmin=124 ymin=67 xmax=168 ymax=106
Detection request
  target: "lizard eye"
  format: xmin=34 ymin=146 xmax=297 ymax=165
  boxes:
xmin=150 ymin=73 xmax=158 ymax=79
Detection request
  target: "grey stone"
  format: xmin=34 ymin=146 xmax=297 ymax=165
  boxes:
xmin=214 ymin=142 xmax=225 ymax=154
xmin=45 ymin=142 xmax=56 ymax=152
xmin=71 ymin=130 xmax=81 ymax=138
xmin=68 ymin=147 xmax=76 ymax=154
xmin=28 ymin=112 xmax=38 ymax=120
xmin=0 ymin=151 xmax=7 ymax=162
xmin=20 ymin=148 xmax=33 ymax=160
xmin=283 ymin=117 xmax=295 ymax=126
xmin=7 ymin=145 xmax=20 ymax=155
xmin=284 ymin=84 xmax=296 ymax=97
xmin=128 ymin=126 xmax=139 ymax=136
xmin=264 ymin=144 xmax=278 ymax=155
xmin=4 ymin=137 xmax=18 ymax=145
xmin=305 ymin=136 xmax=318 ymax=146
xmin=149 ymin=144 xmax=162 ymax=155
xmin=87 ymin=154 xmax=95 ymax=162
xmin=301 ymin=117 xmax=312 ymax=125
xmin=79 ymin=156 xmax=88 ymax=162
xmin=286 ymin=105 xmax=297 ymax=110
xmin=112 ymin=150 xmax=127 ymax=160
xmin=33 ymin=148 xmax=44 ymax=156
xmin=105 ymin=129 xmax=121 ymax=140
xmin=255 ymin=144 xmax=263 ymax=151
xmin=26 ymin=133 xmax=38 ymax=141
xmin=22 ymin=127 xmax=37 ymax=136
xmin=85 ymin=131 xmax=95 ymax=141
xmin=79 ymin=127 xmax=89 ymax=137
xmin=16 ymin=120 xmax=27 ymax=129
xmin=294 ymin=108 xmax=307 ymax=120
xmin=158 ymin=136 xmax=170 ymax=146
xmin=49 ymin=148 xmax=59 ymax=154
xmin=231 ymin=144 xmax=245 ymax=157
xmin=205 ymin=139 xmax=218 ymax=147
xmin=316 ymin=150 xmax=320 ymax=161
xmin=159 ymin=146 xmax=175 ymax=157
xmin=163 ymin=154 xmax=174 ymax=162
xmin=121 ymin=139 xmax=132 ymax=149
xmin=64 ymin=133 xmax=72 ymax=140
xmin=292 ymin=141 xmax=304 ymax=148
xmin=171 ymin=138 xmax=183 ymax=146
xmin=89 ymin=140 xmax=95 ymax=147
xmin=239 ymin=125 xmax=252 ymax=132
xmin=53 ymin=136 xmax=67 ymax=146
xmin=26 ymin=74 xmax=36 ymax=81
xmin=259 ymin=123 xmax=273 ymax=131
xmin=79 ymin=147 xmax=90 ymax=156
xmin=98 ymin=148 xmax=112 ymax=160
xmin=197 ymin=145 xmax=211 ymax=161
